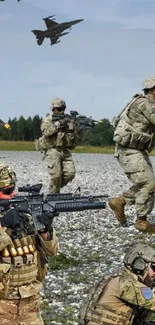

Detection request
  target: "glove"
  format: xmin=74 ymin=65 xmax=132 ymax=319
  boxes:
xmin=1 ymin=208 xmax=24 ymax=230
xmin=54 ymin=119 xmax=66 ymax=130
xmin=54 ymin=121 xmax=61 ymax=129
xmin=37 ymin=211 xmax=59 ymax=229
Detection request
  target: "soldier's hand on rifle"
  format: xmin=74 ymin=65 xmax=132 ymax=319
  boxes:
xmin=54 ymin=119 xmax=66 ymax=130
xmin=37 ymin=210 xmax=59 ymax=229
xmin=54 ymin=121 xmax=61 ymax=129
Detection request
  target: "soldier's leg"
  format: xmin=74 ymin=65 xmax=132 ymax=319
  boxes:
xmin=127 ymin=155 xmax=155 ymax=232
xmin=46 ymin=148 xmax=62 ymax=193
xmin=109 ymin=148 xmax=155 ymax=231
xmin=61 ymin=150 xmax=76 ymax=187
xmin=0 ymin=299 xmax=19 ymax=325
xmin=18 ymin=296 xmax=44 ymax=325
xmin=117 ymin=149 xmax=155 ymax=232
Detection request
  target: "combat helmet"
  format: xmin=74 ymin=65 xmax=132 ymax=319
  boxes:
xmin=142 ymin=76 xmax=155 ymax=90
xmin=50 ymin=98 xmax=66 ymax=110
xmin=123 ymin=244 xmax=155 ymax=274
xmin=0 ymin=164 xmax=16 ymax=192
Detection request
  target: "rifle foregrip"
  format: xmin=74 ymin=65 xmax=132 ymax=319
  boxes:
xmin=54 ymin=201 xmax=106 ymax=212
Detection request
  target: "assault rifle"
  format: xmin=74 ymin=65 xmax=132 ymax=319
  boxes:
xmin=0 ymin=183 xmax=107 ymax=232
xmin=52 ymin=110 xmax=103 ymax=130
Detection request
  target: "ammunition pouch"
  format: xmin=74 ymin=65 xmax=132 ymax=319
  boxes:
xmin=4 ymin=251 xmax=38 ymax=288
xmin=35 ymin=135 xmax=48 ymax=152
xmin=55 ymin=132 xmax=65 ymax=147
xmin=114 ymin=121 xmax=155 ymax=152
xmin=64 ymin=133 xmax=76 ymax=149
xmin=114 ymin=122 xmax=132 ymax=147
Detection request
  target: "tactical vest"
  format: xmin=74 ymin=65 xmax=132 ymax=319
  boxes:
xmin=78 ymin=274 xmax=134 ymax=325
xmin=113 ymin=94 xmax=155 ymax=152
xmin=35 ymin=131 xmax=76 ymax=151
xmin=78 ymin=274 xmax=116 ymax=325
xmin=0 ymin=235 xmax=47 ymax=299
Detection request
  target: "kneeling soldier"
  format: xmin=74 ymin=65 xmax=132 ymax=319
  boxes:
xmin=0 ymin=163 xmax=59 ymax=325
xmin=79 ymin=243 xmax=155 ymax=325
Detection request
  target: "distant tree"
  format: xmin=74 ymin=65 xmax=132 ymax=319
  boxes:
xmin=17 ymin=115 xmax=27 ymax=140
xmin=32 ymin=115 xmax=42 ymax=139
xmin=81 ymin=119 xmax=114 ymax=146
xmin=25 ymin=117 xmax=34 ymax=141
xmin=8 ymin=118 xmax=19 ymax=140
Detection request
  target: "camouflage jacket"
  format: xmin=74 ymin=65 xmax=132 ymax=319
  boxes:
xmin=39 ymin=114 xmax=79 ymax=150
xmin=113 ymin=94 xmax=155 ymax=152
xmin=79 ymin=268 xmax=155 ymax=325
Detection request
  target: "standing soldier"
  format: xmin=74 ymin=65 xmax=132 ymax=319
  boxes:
xmin=0 ymin=163 xmax=59 ymax=325
xmin=36 ymin=98 xmax=79 ymax=193
xmin=79 ymin=243 xmax=155 ymax=325
xmin=109 ymin=76 xmax=155 ymax=233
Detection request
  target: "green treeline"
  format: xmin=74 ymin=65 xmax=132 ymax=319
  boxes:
xmin=0 ymin=116 xmax=114 ymax=146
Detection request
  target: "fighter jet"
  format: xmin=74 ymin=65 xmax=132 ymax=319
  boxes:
xmin=31 ymin=16 xmax=84 ymax=46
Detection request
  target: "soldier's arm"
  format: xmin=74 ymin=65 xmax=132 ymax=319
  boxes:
xmin=41 ymin=117 xmax=60 ymax=137
xmin=0 ymin=227 xmax=13 ymax=251
xmin=139 ymin=99 xmax=155 ymax=126
xmin=38 ymin=229 xmax=59 ymax=256
xmin=120 ymin=277 xmax=155 ymax=311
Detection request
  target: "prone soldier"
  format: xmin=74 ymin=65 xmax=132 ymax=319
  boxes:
xmin=0 ymin=163 xmax=59 ymax=324
xmin=79 ymin=243 xmax=155 ymax=325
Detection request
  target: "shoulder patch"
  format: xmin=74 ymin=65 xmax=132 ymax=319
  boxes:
xmin=140 ymin=287 xmax=153 ymax=300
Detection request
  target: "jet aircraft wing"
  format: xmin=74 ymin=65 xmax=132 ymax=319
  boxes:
xmin=43 ymin=17 xmax=58 ymax=29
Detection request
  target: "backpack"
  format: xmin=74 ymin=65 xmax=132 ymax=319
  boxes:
xmin=111 ymin=94 xmax=143 ymax=129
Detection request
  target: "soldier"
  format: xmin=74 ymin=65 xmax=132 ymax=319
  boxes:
xmin=0 ymin=163 xmax=59 ymax=324
xmin=109 ymin=76 xmax=155 ymax=233
xmin=79 ymin=243 xmax=155 ymax=325
xmin=36 ymin=98 xmax=79 ymax=193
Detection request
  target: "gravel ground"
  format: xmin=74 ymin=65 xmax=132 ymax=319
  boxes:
xmin=1 ymin=151 xmax=155 ymax=325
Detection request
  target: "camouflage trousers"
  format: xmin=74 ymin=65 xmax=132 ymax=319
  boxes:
xmin=45 ymin=147 xmax=76 ymax=193
xmin=0 ymin=296 xmax=44 ymax=325
xmin=116 ymin=147 xmax=155 ymax=218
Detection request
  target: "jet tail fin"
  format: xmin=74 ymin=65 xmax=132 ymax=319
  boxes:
xmin=31 ymin=29 xmax=43 ymax=36
xmin=31 ymin=30 xmax=44 ymax=45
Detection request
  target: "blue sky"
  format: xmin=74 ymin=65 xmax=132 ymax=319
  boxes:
xmin=1 ymin=0 xmax=155 ymax=122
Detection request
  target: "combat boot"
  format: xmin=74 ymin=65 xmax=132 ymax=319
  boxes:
xmin=136 ymin=217 xmax=155 ymax=233
xmin=108 ymin=196 xmax=127 ymax=226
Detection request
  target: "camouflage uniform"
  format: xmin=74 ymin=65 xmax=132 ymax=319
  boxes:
xmin=0 ymin=164 xmax=59 ymax=324
xmin=36 ymin=98 xmax=78 ymax=193
xmin=79 ymin=244 xmax=155 ymax=325
xmin=109 ymin=76 xmax=155 ymax=232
